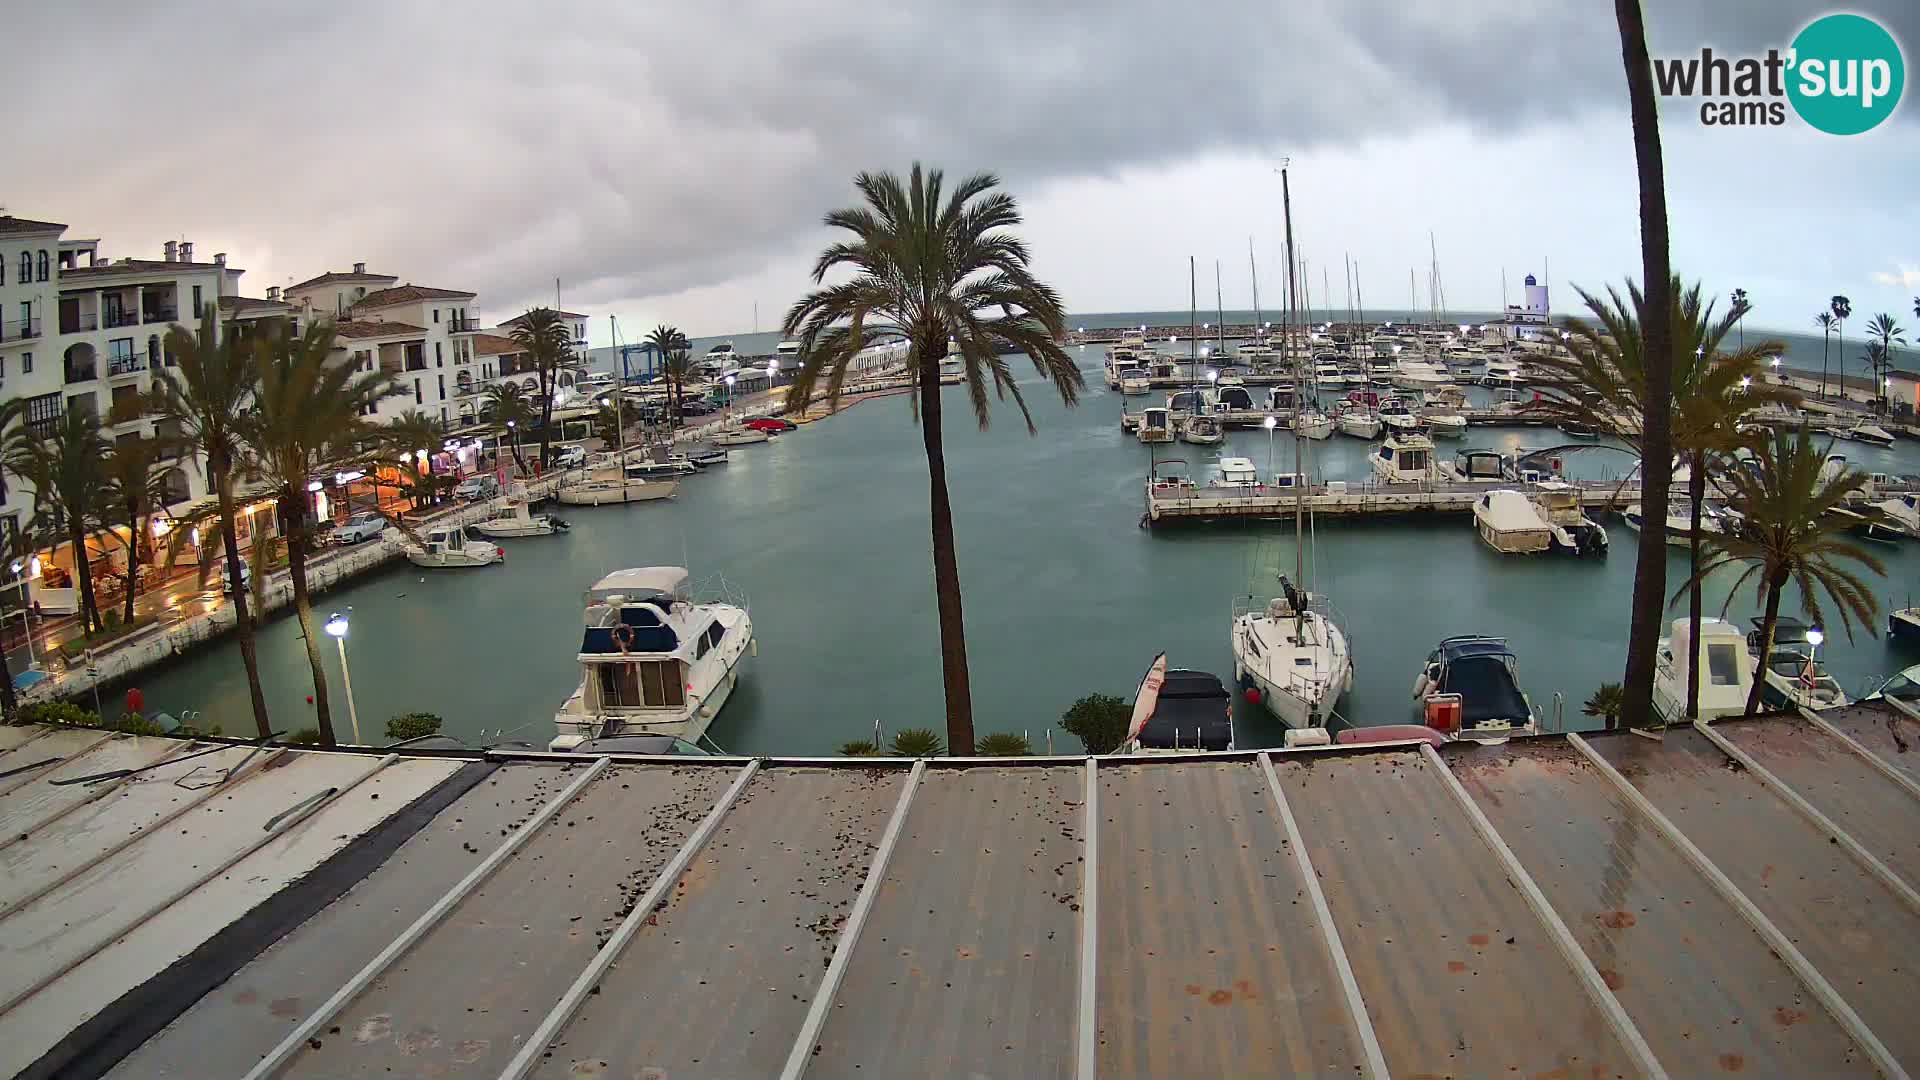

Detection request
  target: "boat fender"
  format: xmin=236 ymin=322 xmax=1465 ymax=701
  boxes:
xmin=613 ymin=623 xmax=634 ymax=654
xmin=1411 ymin=670 xmax=1429 ymax=700
xmin=1243 ymin=686 xmax=1261 ymax=706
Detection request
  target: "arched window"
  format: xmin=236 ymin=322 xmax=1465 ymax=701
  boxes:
xmin=521 ymin=376 xmax=538 ymax=393
xmin=15 ymin=251 xmax=28 ymax=285
xmin=36 ymin=251 xmax=48 ymax=282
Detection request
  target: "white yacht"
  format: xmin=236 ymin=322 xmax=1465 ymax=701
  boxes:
xmin=627 ymin=455 xmax=699 ymax=478
xmin=711 ymin=427 xmax=772 ymax=447
xmin=1232 ymin=576 xmax=1353 ymax=731
xmin=404 ymin=526 xmax=504 ymax=568
xmin=1217 ymin=457 xmax=1260 ymax=488
xmin=474 ymin=500 xmax=569 ymax=538
xmin=550 ymin=567 xmax=753 ymax=751
xmin=1531 ymin=481 xmax=1610 ymax=555
xmin=1119 ymin=367 xmax=1152 ymax=395
xmin=558 ymin=464 xmax=679 ymax=506
xmin=1830 ymin=418 xmax=1896 ymax=447
xmin=1377 ymin=396 xmax=1424 ymax=435
xmin=1620 ymin=499 xmax=1736 ymax=545
xmin=1472 ymin=489 xmax=1553 ymax=553
xmin=1746 ymin=618 xmax=1849 ymax=711
xmin=1179 ymin=412 xmax=1224 ymax=445
xmin=1137 ymin=406 xmax=1174 ymax=444
xmin=1370 ymin=431 xmax=1435 ymax=484
xmin=1876 ymin=492 xmax=1920 ymax=534
xmin=1420 ymin=388 xmax=1469 ymax=438
xmin=1336 ymin=406 xmax=1382 ymax=440
xmin=1652 ymin=617 xmax=1755 ymax=723
xmin=1393 ymin=356 xmax=1452 ymax=391
xmin=1482 ymin=360 xmax=1528 ymax=385
xmin=1292 ymin=406 xmax=1333 ymax=440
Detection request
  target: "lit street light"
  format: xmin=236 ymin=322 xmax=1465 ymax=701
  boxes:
xmin=1263 ymin=414 xmax=1277 ymax=475
xmin=325 ymin=610 xmax=360 ymax=744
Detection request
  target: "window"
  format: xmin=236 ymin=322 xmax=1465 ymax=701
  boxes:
xmin=20 ymin=352 xmax=30 ymax=374
xmin=191 ymin=285 xmax=203 ymax=316
xmin=1706 ymin=643 xmax=1741 ymax=686
xmin=16 ymin=251 xmax=27 ymax=284
xmin=36 ymin=250 xmax=48 ymax=282
xmin=25 ymin=391 xmax=59 ymax=435
xmin=432 ymin=308 xmax=440 ymax=323
xmin=435 ymin=342 xmax=442 ymax=366
xmin=436 ymin=374 xmax=445 ymax=399
xmin=413 ymin=379 xmax=422 ymax=405
xmin=17 ymin=301 xmax=28 ymax=333
xmin=596 ymin=660 xmax=686 ymax=709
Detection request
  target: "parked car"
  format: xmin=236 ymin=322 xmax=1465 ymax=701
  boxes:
xmin=215 ymin=556 xmax=251 ymax=596
xmin=453 ymin=475 xmax=500 ymax=502
xmin=329 ymin=511 xmax=387 ymax=545
xmin=744 ymin=417 xmax=797 ymax=433
xmin=551 ymin=444 xmax=588 ymax=469
xmin=679 ymin=399 xmax=718 ymax=416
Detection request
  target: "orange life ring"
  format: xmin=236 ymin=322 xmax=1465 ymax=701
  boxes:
xmin=613 ymin=624 xmax=634 ymax=654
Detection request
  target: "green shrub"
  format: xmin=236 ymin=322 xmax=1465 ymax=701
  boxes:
xmin=1062 ymin=692 xmax=1130 ymax=755
xmin=112 ymin=712 xmax=166 ymax=736
xmin=19 ymin=701 xmax=103 ymax=728
xmin=838 ymin=739 xmax=882 ymax=757
xmin=888 ymin=727 xmax=945 ymax=757
xmin=287 ymin=727 xmax=324 ymax=746
xmin=385 ymin=711 xmax=445 ymax=741
xmin=1583 ymin=683 xmax=1625 ymax=729
xmin=974 ymin=732 xmax=1032 ymax=756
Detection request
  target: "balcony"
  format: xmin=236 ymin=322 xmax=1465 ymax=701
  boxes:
xmin=65 ymin=363 xmax=98 ymax=384
xmin=447 ymin=315 xmax=480 ymax=333
xmin=108 ymin=354 xmax=146 ymax=378
xmin=60 ymin=312 xmax=98 ymax=334
xmin=1 ymin=317 xmax=39 ymax=342
xmin=142 ymin=306 xmax=178 ymax=325
xmin=104 ymin=310 xmax=141 ymax=329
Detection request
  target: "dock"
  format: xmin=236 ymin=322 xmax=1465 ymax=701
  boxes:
xmin=1144 ymin=477 xmax=1638 ymax=524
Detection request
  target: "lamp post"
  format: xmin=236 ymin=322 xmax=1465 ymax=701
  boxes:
xmin=325 ymin=609 xmax=359 ymax=744
xmin=1263 ymin=414 xmax=1278 ymax=477
xmin=724 ymin=373 xmax=736 ymax=420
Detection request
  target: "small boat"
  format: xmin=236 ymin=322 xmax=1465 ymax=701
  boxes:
xmin=1217 ymin=457 xmax=1260 ymax=488
xmin=1292 ymin=407 xmax=1333 ymax=440
xmin=1620 ymin=500 xmax=1737 ymax=545
xmin=1119 ymin=367 xmax=1152 ymax=395
xmin=1652 ymin=617 xmax=1755 ymax=723
xmin=1876 ymin=493 xmax=1920 ymax=534
xmin=1472 ymin=489 xmax=1553 ymax=554
xmin=1336 ymin=407 xmax=1382 ymax=440
xmin=690 ymin=449 xmax=729 ymax=467
xmin=710 ymin=427 xmax=771 ymax=447
xmin=1411 ymin=636 xmax=1538 ymax=739
xmin=1179 ymin=413 xmax=1224 ymax=446
xmin=405 ymin=526 xmax=504 ymax=568
xmin=474 ymin=500 xmax=569 ymax=538
xmin=558 ymin=466 xmax=679 ymax=506
xmin=1120 ymin=653 xmax=1235 ymax=754
xmin=1890 ymin=606 xmax=1920 ymax=644
xmin=626 ymin=457 xmax=698 ymax=478
xmin=1232 ymin=575 xmax=1352 ymax=731
xmin=550 ymin=566 xmax=753 ymax=751
xmin=1376 ymin=396 xmax=1424 ymax=435
xmin=1439 ymin=449 xmax=1506 ymax=483
xmin=1482 ymin=361 xmax=1528 ymax=385
xmin=1865 ymin=664 xmax=1920 ymax=705
xmin=1830 ymin=418 xmax=1896 ymax=447
xmin=1558 ymin=420 xmax=1601 ymax=440
xmin=1531 ymin=481 xmax=1609 ymax=555
xmin=1746 ymin=617 xmax=1849 ymax=711
xmin=1393 ymin=357 xmax=1452 ymax=391
xmin=1370 ymin=431 xmax=1435 ymax=485
xmin=1137 ymin=406 xmax=1175 ymax=444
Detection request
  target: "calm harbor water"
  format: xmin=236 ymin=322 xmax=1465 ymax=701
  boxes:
xmin=128 ymin=328 xmax=1920 ymax=754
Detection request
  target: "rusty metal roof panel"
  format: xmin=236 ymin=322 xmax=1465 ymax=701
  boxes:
xmin=803 ymin=766 xmax=1083 ymax=1080
xmin=1095 ymin=759 xmax=1367 ymax=1077
xmin=1816 ymin=702 xmax=1920 ymax=789
xmin=1273 ymin=748 xmax=1634 ymax=1079
xmin=531 ymin=767 xmax=905 ymax=1079
xmin=1448 ymin=738 xmax=1866 ymax=1076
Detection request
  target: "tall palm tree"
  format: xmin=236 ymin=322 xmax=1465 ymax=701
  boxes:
xmin=243 ymin=318 xmax=400 ymax=745
xmin=644 ymin=324 xmax=688 ymax=388
xmin=381 ymin=409 xmax=446 ymax=510
xmin=1831 ymin=295 xmax=1852 ymax=399
xmin=660 ymin=349 xmax=695 ymax=428
xmin=1863 ymin=313 xmax=1905 ymax=413
xmin=98 ymin=433 xmax=174 ymax=627
xmin=508 ymin=308 xmax=574 ymax=468
xmin=1815 ymin=311 xmax=1837 ymax=397
xmin=481 ymin=382 xmax=534 ymax=475
xmin=153 ymin=309 xmax=270 ymax=737
xmin=1677 ymin=426 xmax=1883 ymax=715
xmin=1730 ymin=287 xmax=1748 ymax=350
xmin=784 ymin=165 xmax=1084 ymax=752
xmin=4 ymin=408 xmax=109 ymax=636
xmin=1609 ymin=0 xmax=1677 ymax=730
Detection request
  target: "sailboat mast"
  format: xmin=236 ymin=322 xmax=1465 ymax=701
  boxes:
xmin=1248 ymin=239 xmax=1262 ymax=337
xmin=1189 ymin=256 xmax=1198 ymax=371
xmin=609 ymin=313 xmax=626 ymax=467
xmin=1354 ymin=263 xmax=1366 ymax=357
xmin=1280 ymin=164 xmax=1305 ymax=591
xmin=1214 ymin=261 xmax=1226 ymax=360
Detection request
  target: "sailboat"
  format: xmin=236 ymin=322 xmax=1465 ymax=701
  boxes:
xmin=1230 ymin=163 xmax=1353 ymax=736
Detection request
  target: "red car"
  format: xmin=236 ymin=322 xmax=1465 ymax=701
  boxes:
xmin=744 ymin=417 xmax=797 ymax=433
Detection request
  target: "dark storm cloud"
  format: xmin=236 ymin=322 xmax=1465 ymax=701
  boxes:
xmin=10 ymin=0 xmax=1913 ymax=320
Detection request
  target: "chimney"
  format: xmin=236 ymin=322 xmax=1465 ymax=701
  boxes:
xmin=180 ymin=241 xmax=194 ymax=263
xmin=267 ymin=286 xmax=281 ymax=302
xmin=213 ymin=252 xmax=227 ymax=268
xmin=352 ymin=261 xmax=367 ymax=274
xmin=163 ymin=240 xmax=178 ymax=263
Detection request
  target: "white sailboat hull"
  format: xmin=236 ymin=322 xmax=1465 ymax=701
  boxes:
xmin=558 ymin=480 xmax=678 ymax=505
xmin=1337 ymin=414 xmax=1382 ymax=439
xmin=474 ymin=520 xmax=558 ymax=538
xmin=1231 ymin=609 xmax=1353 ymax=730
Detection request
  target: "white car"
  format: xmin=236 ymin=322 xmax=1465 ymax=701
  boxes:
xmin=453 ymin=475 xmax=500 ymax=502
xmin=329 ymin=511 xmax=386 ymax=545
xmin=551 ymin=444 xmax=587 ymax=470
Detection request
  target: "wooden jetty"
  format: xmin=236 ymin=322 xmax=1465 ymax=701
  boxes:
xmin=1144 ymin=476 xmax=1637 ymax=525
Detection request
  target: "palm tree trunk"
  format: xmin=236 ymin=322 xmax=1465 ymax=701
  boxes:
xmin=1614 ymin=0 xmax=1675 ymax=731
xmin=1746 ymin=574 xmax=1785 ymax=716
xmin=1821 ymin=331 xmax=1830 ymax=398
xmin=917 ymin=343 xmax=974 ymax=754
xmin=0 ymin=640 xmax=16 ymax=723
xmin=281 ymin=491 xmax=335 ymax=744
xmin=122 ymin=503 xmax=143 ymax=627
xmin=1684 ymin=455 xmax=1706 ymax=718
xmin=215 ymin=468 xmax=272 ymax=738
xmin=538 ymin=375 xmax=555 ymax=469
xmin=69 ymin=519 xmax=101 ymax=636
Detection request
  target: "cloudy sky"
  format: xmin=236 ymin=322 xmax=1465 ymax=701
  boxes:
xmin=12 ymin=0 xmax=1917 ymax=343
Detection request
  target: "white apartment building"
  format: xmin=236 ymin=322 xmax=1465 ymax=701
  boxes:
xmin=283 ymin=270 xmax=480 ymax=428
xmin=0 ymin=216 xmax=65 ymax=550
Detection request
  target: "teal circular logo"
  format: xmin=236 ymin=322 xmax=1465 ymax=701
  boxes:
xmin=1788 ymin=14 xmax=1905 ymax=135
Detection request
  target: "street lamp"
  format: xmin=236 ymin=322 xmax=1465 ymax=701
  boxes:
xmin=724 ymin=373 xmax=736 ymax=417
xmin=1263 ymin=414 xmax=1277 ymax=475
xmin=325 ymin=610 xmax=360 ymax=744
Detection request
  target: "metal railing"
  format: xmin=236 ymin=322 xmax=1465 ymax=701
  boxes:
xmin=1 ymin=317 xmax=39 ymax=341
xmin=60 ymin=313 xmax=98 ymax=333
xmin=447 ymin=315 xmax=480 ymax=332
xmin=103 ymin=310 xmax=141 ymax=329
xmin=142 ymin=307 xmax=178 ymax=324
xmin=65 ymin=364 xmax=98 ymax=384
xmin=107 ymin=355 xmax=146 ymax=377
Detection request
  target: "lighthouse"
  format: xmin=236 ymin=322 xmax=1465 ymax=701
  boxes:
xmin=1523 ymin=273 xmax=1549 ymax=319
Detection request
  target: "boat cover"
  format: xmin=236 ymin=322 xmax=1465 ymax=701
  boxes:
xmin=1436 ymin=643 xmax=1529 ymax=726
xmin=1137 ymin=669 xmax=1233 ymax=750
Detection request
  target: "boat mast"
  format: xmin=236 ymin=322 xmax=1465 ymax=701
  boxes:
xmin=1280 ymin=162 xmax=1305 ymax=600
xmin=609 ymin=313 xmax=626 ymax=470
xmin=1248 ymin=238 xmax=1262 ymax=339
xmin=1354 ymin=262 xmax=1366 ymax=362
xmin=1214 ymin=260 xmax=1226 ymax=362
xmin=1189 ymin=256 xmax=1198 ymax=393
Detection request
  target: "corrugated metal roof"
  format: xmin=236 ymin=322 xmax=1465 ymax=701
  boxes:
xmin=0 ymin=705 xmax=1915 ymax=1078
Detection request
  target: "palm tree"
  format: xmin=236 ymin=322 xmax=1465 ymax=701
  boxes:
xmin=1730 ymin=287 xmax=1748 ymax=349
xmin=4 ymin=408 xmax=109 ymax=635
xmin=243 ymin=318 xmax=400 ymax=745
xmin=784 ymin=165 xmax=1084 ymax=752
xmin=508 ymin=308 xmax=574 ymax=468
xmin=98 ymin=433 xmax=174 ymax=627
xmin=153 ymin=309 xmax=270 ymax=737
xmin=1863 ymin=313 xmax=1906 ymax=412
xmin=1609 ymin=0 xmax=1677 ymax=730
xmin=644 ymin=324 xmax=688 ymax=389
xmin=1815 ymin=311 xmax=1837 ymax=397
xmin=1831 ymin=295 xmax=1852 ymax=399
xmin=590 ymin=401 xmax=625 ymax=449
xmin=660 ymin=350 xmax=695 ymax=428
xmin=1676 ymin=426 xmax=1883 ymax=715
xmin=381 ymin=409 xmax=446 ymax=511
xmin=481 ymin=383 xmax=533 ymax=475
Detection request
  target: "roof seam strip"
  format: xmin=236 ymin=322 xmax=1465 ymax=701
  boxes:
xmin=1418 ymin=743 xmax=1669 ymax=1080
xmin=1692 ymin=719 xmax=1920 ymax=915
xmin=1075 ymin=758 xmax=1099 ymax=1080
xmin=502 ymin=760 xmax=763 ymax=1080
xmin=0 ymin=746 xmax=290 ymax=922
xmin=1568 ymin=733 xmax=1912 ymax=1080
xmin=1259 ymin=752 xmax=1391 ymax=1080
xmin=0 ymin=738 xmax=200 ymax=855
xmin=242 ymin=757 xmax=612 ymax=1080
xmin=1796 ymin=704 xmax=1920 ymax=804
xmin=0 ymin=731 xmax=117 ymax=799
xmin=779 ymin=758 xmax=926 ymax=1080
xmin=0 ymin=753 xmax=397 ymax=1019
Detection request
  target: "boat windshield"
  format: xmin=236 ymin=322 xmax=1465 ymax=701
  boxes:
xmin=1705 ymin=642 xmax=1742 ymax=686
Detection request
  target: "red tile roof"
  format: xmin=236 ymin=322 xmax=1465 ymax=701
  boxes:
xmin=334 ymin=320 xmax=427 ymax=340
xmin=351 ymin=285 xmax=477 ymax=312
xmin=472 ymin=333 xmax=523 ymax=356
xmin=288 ymin=269 xmax=398 ymax=292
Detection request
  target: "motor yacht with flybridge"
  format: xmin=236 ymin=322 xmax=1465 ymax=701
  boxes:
xmin=550 ymin=567 xmax=753 ymax=752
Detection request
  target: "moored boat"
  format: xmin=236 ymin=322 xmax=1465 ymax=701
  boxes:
xmin=558 ymin=466 xmax=678 ymax=506
xmin=404 ymin=526 xmax=504 ymax=568
xmin=1746 ymin=617 xmax=1848 ymax=711
xmin=1370 ymin=431 xmax=1435 ymax=485
xmin=710 ymin=427 xmax=771 ymax=447
xmin=1137 ymin=406 xmax=1174 ymax=444
xmin=1471 ymin=489 xmax=1553 ymax=554
xmin=1410 ymin=635 xmax=1538 ymax=740
xmin=1119 ymin=653 xmax=1235 ymax=754
xmin=1232 ymin=576 xmax=1352 ymax=732
xmin=474 ymin=500 xmax=569 ymax=538
xmin=1652 ymin=617 xmax=1755 ymax=723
